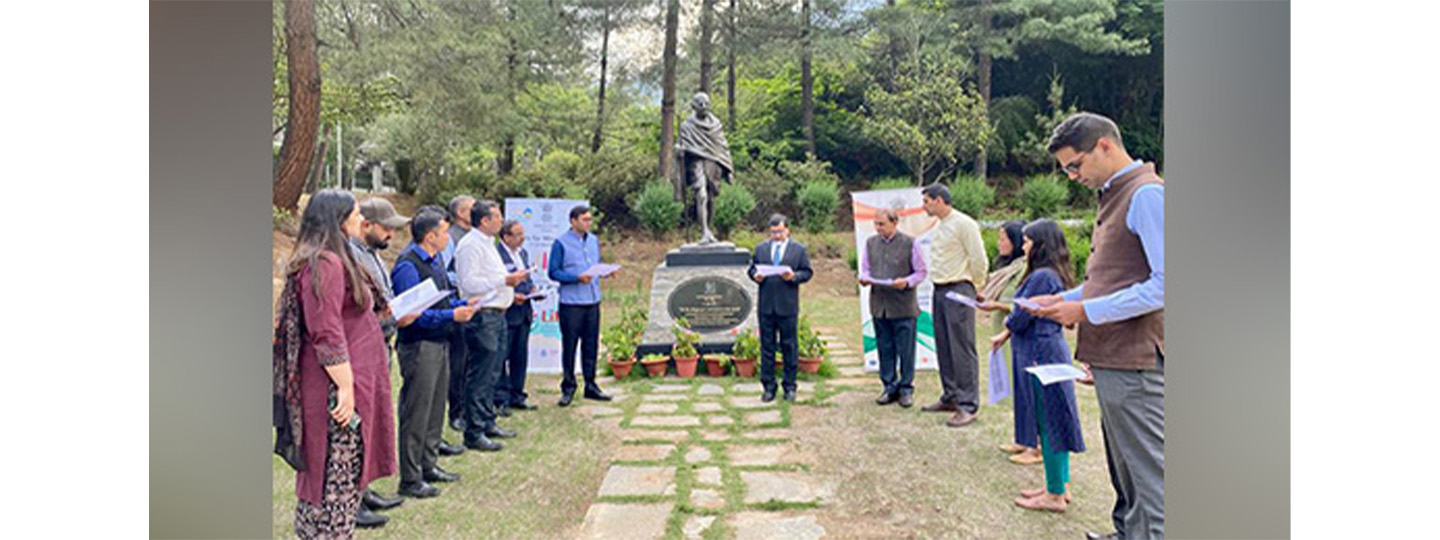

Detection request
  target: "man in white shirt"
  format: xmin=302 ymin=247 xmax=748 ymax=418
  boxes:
xmin=453 ymin=200 xmax=529 ymax=451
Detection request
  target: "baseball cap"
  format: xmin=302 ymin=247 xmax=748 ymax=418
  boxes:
xmin=359 ymin=198 xmax=411 ymax=229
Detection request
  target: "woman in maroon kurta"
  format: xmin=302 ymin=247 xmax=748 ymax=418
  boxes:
xmin=281 ymin=189 xmax=396 ymax=539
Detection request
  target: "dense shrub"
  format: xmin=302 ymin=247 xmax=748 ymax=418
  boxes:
xmin=631 ymin=180 xmax=683 ymax=238
xmin=981 ymin=226 xmax=999 ymax=267
xmin=578 ymin=148 xmax=654 ymax=229
xmin=1019 ymin=175 xmax=1069 ymax=219
xmin=1065 ymin=225 xmax=1091 ymax=284
xmin=712 ymin=182 xmax=757 ymax=238
xmin=949 ymin=173 xmax=995 ymax=219
xmin=418 ymin=173 xmax=485 ymax=208
xmin=736 ymin=166 xmax=794 ymax=223
xmin=795 ymin=179 xmax=841 ymax=234
xmin=730 ymin=229 xmax=765 ymax=252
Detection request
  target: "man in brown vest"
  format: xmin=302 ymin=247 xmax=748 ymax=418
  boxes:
xmin=1029 ymin=112 xmax=1164 ymax=540
xmin=859 ymin=208 xmax=928 ymax=407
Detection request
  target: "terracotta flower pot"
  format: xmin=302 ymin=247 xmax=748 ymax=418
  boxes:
xmin=732 ymin=357 xmax=758 ymax=378
xmin=642 ymin=359 xmax=669 ymax=377
xmin=674 ymin=355 xmax=700 ymax=378
xmin=704 ymin=358 xmax=728 ymax=377
xmin=608 ymin=358 xmax=635 ymax=380
xmin=798 ymin=357 xmax=823 ymax=374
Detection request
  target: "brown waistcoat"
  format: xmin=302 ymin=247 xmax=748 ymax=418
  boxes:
xmin=1077 ymin=163 xmax=1164 ymax=370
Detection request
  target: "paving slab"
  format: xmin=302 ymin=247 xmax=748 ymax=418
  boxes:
xmin=619 ymin=430 xmax=690 ymax=442
xmin=613 ymin=444 xmax=675 ymax=462
xmin=690 ymin=402 xmax=724 ymax=413
xmin=706 ymin=415 xmax=735 ymax=426
xmin=733 ymin=382 xmax=764 ymax=394
xmin=651 ymin=384 xmax=692 ymax=394
xmin=728 ymin=444 xmax=797 ymax=467
xmin=597 ymin=465 xmax=677 ymax=497
xmin=630 ymin=415 xmax=701 ymax=428
xmin=636 ymin=403 xmax=680 ymax=414
xmin=729 ymin=513 xmax=826 ymax=540
xmin=745 ymin=409 xmax=783 ymax=426
xmin=740 ymin=471 xmax=833 ymax=505
xmin=683 ymin=515 xmax=717 ymax=540
xmin=690 ymin=488 xmax=725 ymax=510
xmin=694 ymin=466 xmax=723 ymax=486
xmin=684 ymin=446 xmax=713 ymax=464
xmin=577 ymin=503 xmax=672 ymax=540
xmin=698 ymin=384 xmax=725 ymax=395
xmin=731 ymin=394 xmax=777 ymax=410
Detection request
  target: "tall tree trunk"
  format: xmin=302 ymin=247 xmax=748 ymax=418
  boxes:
xmin=974 ymin=0 xmax=992 ymax=182
xmin=660 ymin=0 xmax=680 ymax=200
xmin=500 ymin=7 xmax=519 ymax=175
xmin=303 ymin=124 xmax=331 ymax=195
xmin=883 ymin=0 xmax=898 ymax=92
xmin=273 ymin=0 xmax=320 ymax=210
xmin=591 ymin=5 xmax=612 ymax=153
xmin=699 ymin=0 xmax=715 ymax=94
xmin=800 ymin=0 xmax=816 ymax=159
xmin=727 ymin=0 xmax=737 ymax=131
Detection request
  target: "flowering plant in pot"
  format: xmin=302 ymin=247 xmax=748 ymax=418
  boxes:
xmin=640 ymin=353 xmax=671 ymax=377
xmin=797 ymin=315 xmax=826 ymax=374
xmin=670 ymin=318 xmax=702 ymax=378
xmin=703 ymin=353 xmax=731 ymax=377
xmin=731 ymin=330 xmax=760 ymax=378
xmin=601 ymin=326 xmax=638 ymax=380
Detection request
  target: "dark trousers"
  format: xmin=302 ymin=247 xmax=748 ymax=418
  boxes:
xmin=759 ymin=313 xmax=799 ymax=392
xmin=396 ymin=339 xmax=448 ymax=486
xmin=558 ymin=303 xmax=601 ymax=395
xmin=873 ymin=316 xmax=917 ymax=397
xmin=462 ymin=311 xmax=506 ymax=442
xmin=495 ymin=321 xmax=531 ymax=406
xmin=446 ymin=323 xmax=468 ymax=426
xmin=932 ymin=281 xmax=979 ymax=413
xmin=1094 ymin=354 xmax=1165 ymax=539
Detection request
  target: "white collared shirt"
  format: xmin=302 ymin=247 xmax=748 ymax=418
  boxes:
xmin=455 ymin=229 xmax=514 ymax=310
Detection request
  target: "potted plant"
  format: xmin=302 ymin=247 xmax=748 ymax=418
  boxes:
xmin=640 ymin=353 xmax=671 ymax=377
xmin=670 ymin=318 xmax=701 ymax=378
xmin=731 ymin=330 xmax=760 ymax=378
xmin=704 ymin=353 xmax=731 ymax=377
xmin=602 ymin=326 xmax=638 ymax=380
xmin=797 ymin=316 xmax=826 ymax=374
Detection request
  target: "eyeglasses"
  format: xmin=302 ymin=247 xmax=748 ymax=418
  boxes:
xmin=1061 ymin=150 xmax=1092 ymax=175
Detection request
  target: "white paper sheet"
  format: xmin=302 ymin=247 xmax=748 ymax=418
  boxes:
xmin=987 ymin=346 xmax=1011 ymax=405
xmin=1012 ymin=297 xmax=1043 ymax=311
xmin=389 ymin=278 xmax=452 ymax=319
xmin=1024 ymin=364 xmax=1089 ymax=386
xmin=755 ymin=264 xmax=793 ymax=277
xmin=581 ymin=263 xmax=621 ymax=278
xmin=859 ymin=273 xmax=905 ymax=288
xmin=944 ymin=290 xmax=979 ymax=308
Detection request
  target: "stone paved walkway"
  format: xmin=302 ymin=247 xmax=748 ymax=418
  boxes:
xmin=574 ymin=328 xmax=885 ymax=539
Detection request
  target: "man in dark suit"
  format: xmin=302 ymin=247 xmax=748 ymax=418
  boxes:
xmin=746 ymin=214 xmax=813 ymax=402
xmin=495 ymin=220 xmax=538 ymax=415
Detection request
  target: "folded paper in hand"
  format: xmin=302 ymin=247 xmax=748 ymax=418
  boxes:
xmin=524 ymin=287 xmax=555 ymax=300
xmin=581 ymin=263 xmax=621 ymax=278
xmin=944 ymin=290 xmax=979 ymax=308
xmin=389 ymin=278 xmax=451 ymax=319
xmin=755 ymin=265 xmax=792 ymax=277
xmin=987 ymin=347 xmax=1011 ymax=405
xmin=1024 ymin=364 xmax=1089 ymax=386
xmin=859 ymin=273 xmax=902 ymax=288
xmin=1012 ymin=297 xmax=1043 ymax=311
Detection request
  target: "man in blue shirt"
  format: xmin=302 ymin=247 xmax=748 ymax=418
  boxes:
xmin=1027 ymin=112 xmax=1164 ymax=538
xmin=390 ymin=208 xmax=478 ymax=500
xmin=548 ymin=205 xmax=614 ymax=406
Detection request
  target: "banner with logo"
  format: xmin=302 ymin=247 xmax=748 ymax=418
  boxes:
xmin=850 ymin=189 xmax=938 ymax=373
xmin=505 ymin=198 xmax=588 ymax=374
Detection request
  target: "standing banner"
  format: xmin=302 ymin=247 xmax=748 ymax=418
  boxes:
xmin=505 ymin=198 xmax=588 ymax=374
xmin=851 ymin=188 xmax=938 ymax=373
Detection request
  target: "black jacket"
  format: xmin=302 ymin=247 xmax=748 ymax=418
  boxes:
xmin=746 ymin=239 xmax=813 ymax=317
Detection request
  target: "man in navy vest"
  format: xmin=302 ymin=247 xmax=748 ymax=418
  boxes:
xmin=746 ymin=214 xmax=813 ymax=402
xmin=548 ymin=205 xmax=614 ymax=406
xmin=495 ymin=219 xmax=537 ymax=415
xmin=390 ymin=208 xmax=477 ymax=500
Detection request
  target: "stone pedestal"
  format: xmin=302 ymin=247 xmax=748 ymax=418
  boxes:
xmin=636 ymin=244 xmax=756 ymax=358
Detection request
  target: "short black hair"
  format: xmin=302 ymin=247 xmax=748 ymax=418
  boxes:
xmin=921 ymin=183 xmax=951 ymax=205
xmin=499 ymin=219 xmax=522 ymax=239
xmin=768 ymin=213 xmax=789 ymax=228
xmin=1046 ymin=112 xmax=1124 ymax=154
xmin=410 ymin=208 xmax=449 ymax=243
xmin=471 ymin=200 xmax=500 ymax=227
xmin=569 ymin=205 xmax=592 ymax=221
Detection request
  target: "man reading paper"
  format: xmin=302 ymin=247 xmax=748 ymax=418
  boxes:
xmin=858 ymin=208 xmax=927 ymax=407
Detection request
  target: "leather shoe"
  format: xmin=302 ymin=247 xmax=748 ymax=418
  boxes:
xmin=1084 ymin=532 xmax=1121 ymax=540
xmin=761 ymin=390 xmax=776 ymax=402
xmin=583 ymin=389 xmax=613 ymax=402
xmin=465 ymin=436 xmax=504 ymax=452
xmin=355 ymin=506 xmax=388 ymax=528
xmin=438 ymin=440 xmax=465 ymax=456
xmin=876 ymin=392 xmax=897 ymax=405
xmin=449 ymin=417 xmax=466 ymax=431
xmin=898 ymin=394 xmax=914 ymax=408
xmin=558 ymin=393 xmax=574 ymax=407
xmin=945 ymin=410 xmax=978 ymax=428
xmin=485 ymin=425 xmax=517 ymax=439
xmin=510 ymin=401 xmax=537 ymax=411
xmin=922 ymin=401 xmax=959 ymax=413
xmin=398 ymin=481 xmax=440 ymax=499
xmin=424 ymin=466 xmax=460 ymax=483
xmin=363 ymin=489 xmax=403 ymax=511
xmin=783 ymin=389 xmax=796 ymax=402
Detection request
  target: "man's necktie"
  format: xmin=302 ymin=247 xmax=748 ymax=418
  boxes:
xmin=771 ymin=243 xmax=781 ymax=265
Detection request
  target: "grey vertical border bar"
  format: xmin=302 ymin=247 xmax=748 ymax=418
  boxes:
xmin=1168 ymin=2 xmax=1290 ymax=538
xmin=151 ymin=1 xmax=272 ymax=538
